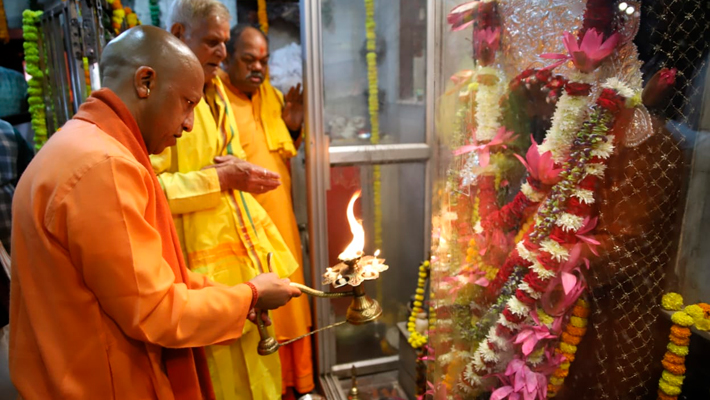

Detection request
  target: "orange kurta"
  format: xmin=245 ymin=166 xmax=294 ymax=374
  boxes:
xmin=220 ymin=71 xmax=314 ymax=394
xmin=9 ymin=89 xmax=253 ymax=400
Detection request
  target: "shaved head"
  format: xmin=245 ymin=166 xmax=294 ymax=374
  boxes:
xmin=101 ymin=25 xmax=200 ymax=85
xmin=100 ymin=26 xmax=204 ymax=154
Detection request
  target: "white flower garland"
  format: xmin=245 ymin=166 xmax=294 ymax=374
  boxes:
xmin=475 ymin=66 xmax=505 ymax=142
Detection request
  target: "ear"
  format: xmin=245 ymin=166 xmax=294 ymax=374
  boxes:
xmin=134 ymin=66 xmax=156 ymax=99
xmin=171 ymin=23 xmax=186 ymax=41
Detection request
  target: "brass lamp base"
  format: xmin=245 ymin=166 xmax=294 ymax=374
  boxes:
xmin=257 ymin=336 xmax=280 ymax=356
xmin=255 ymin=282 xmax=383 ymax=356
xmin=346 ymin=284 xmax=382 ymax=325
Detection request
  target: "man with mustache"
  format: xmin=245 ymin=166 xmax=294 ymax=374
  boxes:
xmin=9 ymin=25 xmax=300 ymax=399
xmin=151 ymin=1 xmax=299 ymax=399
xmin=217 ymin=24 xmax=312 ymax=398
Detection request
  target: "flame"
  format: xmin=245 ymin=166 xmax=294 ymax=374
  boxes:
xmin=338 ymin=191 xmax=365 ymax=260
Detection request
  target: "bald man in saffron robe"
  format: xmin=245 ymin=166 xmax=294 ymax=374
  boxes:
xmin=9 ymin=26 xmax=300 ymax=400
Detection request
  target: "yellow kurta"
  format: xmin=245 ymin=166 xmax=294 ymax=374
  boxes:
xmin=151 ymin=77 xmax=297 ymax=400
xmin=219 ymin=70 xmax=313 ymax=394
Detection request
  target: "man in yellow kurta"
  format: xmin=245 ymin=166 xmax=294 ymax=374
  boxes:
xmin=151 ymin=1 xmax=296 ymax=399
xmin=220 ymin=24 xmax=314 ymax=396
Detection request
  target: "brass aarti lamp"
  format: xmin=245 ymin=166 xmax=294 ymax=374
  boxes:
xmin=256 ymin=192 xmax=388 ymax=356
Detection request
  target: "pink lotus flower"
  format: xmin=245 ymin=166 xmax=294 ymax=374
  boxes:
xmin=454 ymin=127 xmax=517 ymax=167
xmin=542 ymin=244 xmax=588 ymax=316
xmin=490 ymin=358 xmax=547 ymax=400
xmin=575 ymin=216 xmax=600 ymax=256
xmin=514 ymin=137 xmax=562 ymax=185
xmin=447 ymin=1 xmax=479 ymax=31
xmin=563 ymin=30 xmax=620 ymax=73
xmin=541 ymin=29 xmax=620 ymax=73
xmin=514 ymin=312 xmax=557 ymax=356
xmin=474 ymin=27 xmax=501 ymax=56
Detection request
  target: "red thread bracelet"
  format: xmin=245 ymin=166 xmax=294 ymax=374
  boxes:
xmin=245 ymin=282 xmax=258 ymax=309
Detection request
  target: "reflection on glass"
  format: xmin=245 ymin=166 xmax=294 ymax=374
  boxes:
xmin=324 ymin=163 xmax=426 ymax=365
xmin=321 ymin=0 xmax=427 ymax=146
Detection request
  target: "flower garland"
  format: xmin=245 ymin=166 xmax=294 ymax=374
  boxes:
xmin=23 ymin=10 xmax=48 ymax=150
xmin=82 ymin=57 xmax=91 ymax=98
xmin=125 ymin=7 xmax=140 ymax=29
xmin=685 ymin=303 xmax=710 ymax=331
xmin=407 ymin=260 xmax=430 ymax=348
xmin=107 ymin=0 xmax=126 ymax=35
xmin=258 ymin=0 xmax=268 ymax=34
xmin=467 ymin=81 xmax=635 ymax=394
xmin=0 ymin=0 xmax=9 ymax=44
xmin=547 ymin=298 xmax=589 ymax=397
xmin=364 ymin=0 xmax=382 ymax=250
xmin=658 ymin=293 xmax=692 ymax=400
xmin=149 ymin=0 xmax=161 ymax=27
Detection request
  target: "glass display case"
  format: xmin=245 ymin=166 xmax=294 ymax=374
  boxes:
xmin=428 ymin=1 xmax=710 ymax=400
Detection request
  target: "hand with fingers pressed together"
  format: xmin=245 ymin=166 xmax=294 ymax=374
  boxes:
xmin=282 ymin=83 xmax=304 ymax=133
xmin=245 ymin=272 xmax=302 ymax=325
xmin=202 ymin=154 xmax=281 ymax=194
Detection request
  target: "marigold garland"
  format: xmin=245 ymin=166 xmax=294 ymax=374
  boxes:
xmin=23 ymin=10 xmax=48 ymax=150
xmin=658 ymin=293 xmax=690 ymax=400
xmin=661 ymin=293 xmax=684 ymax=311
xmin=364 ymin=0 xmax=382 ymax=251
xmin=0 ymin=0 xmax=9 ymax=44
xmin=258 ymin=0 xmax=268 ymax=34
xmin=408 ymin=260 xmax=430 ymax=348
xmin=548 ymin=299 xmax=589 ymax=397
xmin=685 ymin=303 xmax=710 ymax=331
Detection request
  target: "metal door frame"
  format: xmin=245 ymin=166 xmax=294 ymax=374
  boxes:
xmin=301 ymin=0 xmax=441 ymax=389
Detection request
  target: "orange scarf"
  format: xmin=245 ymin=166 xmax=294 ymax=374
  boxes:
xmin=74 ymin=88 xmax=215 ymax=400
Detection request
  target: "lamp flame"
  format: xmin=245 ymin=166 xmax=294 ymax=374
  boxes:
xmin=338 ymin=191 xmax=365 ymax=261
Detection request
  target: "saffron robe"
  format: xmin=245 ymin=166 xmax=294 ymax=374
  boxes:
xmin=219 ymin=70 xmax=313 ymax=394
xmin=151 ymin=76 xmax=297 ymax=400
xmin=9 ymin=89 xmax=254 ymax=400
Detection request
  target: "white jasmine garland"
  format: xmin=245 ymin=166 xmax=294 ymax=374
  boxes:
xmin=602 ymin=77 xmax=635 ymax=99
xmin=520 ymin=281 xmax=542 ymax=299
xmin=531 ymin=260 xmax=556 ymax=280
xmin=516 ymin=241 xmax=536 ymax=263
xmin=585 ymin=163 xmax=607 ymax=177
xmin=556 ymin=212 xmax=585 ymax=232
xmin=572 ymin=188 xmax=595 ymax=204
xmin=540 ymin=238 xmax=570 ymax=262
xmin=488 ymin=326 xmax=508 ymax=349
xmin=521 ymin=181 xmax=545 ymax=202
xmin=475 ymin=69 xmax=504 ymax=142
xmin=539 ymin=92 xmax=593 ymax=163
xmin=498 ymin=313 xmax=521 ymax=330
xmin=591 ymin=135 xmax=616 ymax=159
xmin=507 ymin=296 xmax=531 ymax=316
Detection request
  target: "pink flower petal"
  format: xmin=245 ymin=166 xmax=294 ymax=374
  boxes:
xmin=563 ymin=31 xmax=579 ymax=54
xmin=475 ymin=277 xmax=490 ymax=287
xmin=479 ymin=149 xmax=491 ymax=167
xmin=561 ymin=271 xmax=577 ymax=295
xmin=521 ymin=338 xmax=536 ymax=356
xmin=491 ymin=386 xmax=515 ymax=400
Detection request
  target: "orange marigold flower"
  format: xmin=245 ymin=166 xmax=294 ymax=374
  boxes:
xmin=661 ymin=359 xmax=686 ymax=376
xmin=555 ymin=349 xmax=576 ymax=363
xmin=566 ymin=325 xmax=587 ymax=337
xmin=553 ymin=368 xmax=569 ymax=378
xmin=562 ymin=331 xmax=582 ymax=345
xmin=669 ymin=334 xmax=690 ymax=346
xmin=663 ymin=352 xmax=685 ymax=365
xmin=670 ymin=326 xmax=691 ymax=338
xmin=572 ymin=304 xmax=590 ymax=318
